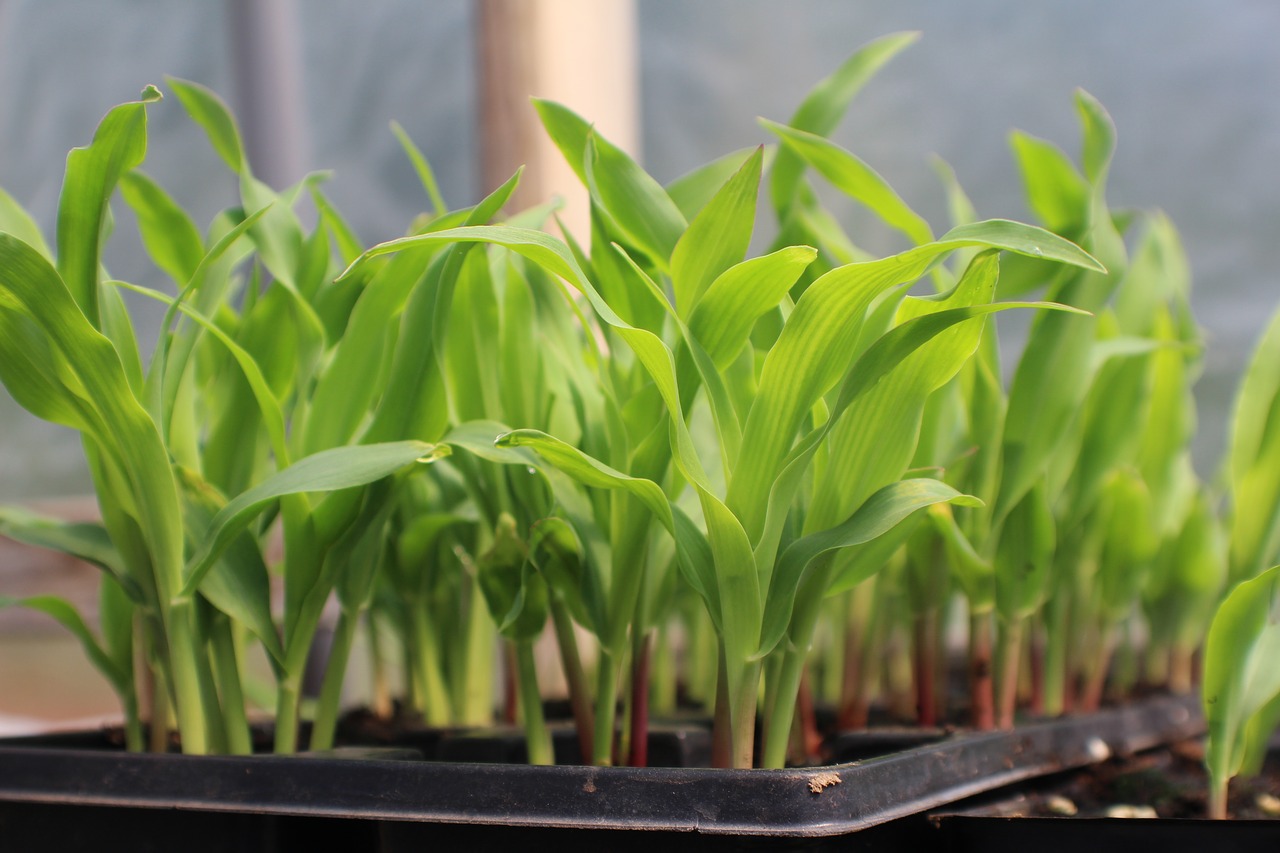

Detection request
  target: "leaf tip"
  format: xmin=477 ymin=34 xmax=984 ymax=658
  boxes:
xmin=140 ymin=85 xmax=163 ymax=104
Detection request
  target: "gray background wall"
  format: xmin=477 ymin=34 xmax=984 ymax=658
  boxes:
xmin=0 ymin=0 xmax=1275 ymax=498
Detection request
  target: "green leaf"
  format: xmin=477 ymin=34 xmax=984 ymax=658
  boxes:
xmin=0 ymin=234 xmax=185 ymax=598
xmin=391 ymin=120 xmax=448 ymax=217
xmin=1229 ymin=306 xmax=1280 ymax=580
xmin=728 ymin=221 xmax=1100 ymax=542
xmin=181 ymin=441 xmax=442 ymax=599
xmin=168 ymin=77 xmax=246 ymax=174
xmin=174 ymin=467 xmax=285 ymax=665
xmin=670 ymin=146 xmax=762 ymax=317
xmin=666 ymin=146 xmax=773 ymax=220
xmin=534 ymin=99 xmax=687 ymax=267
xmin=769 ymin=31 xmax=920 ymax=213
xmin=0 ymin=507 xmax=127 ymax=587
xmin=119 ymin=170 xmax=204 ymax=285
xmin=1010 ymin=131 xmax=1089 ymax=236
xmin=756 ymin=478 xmax=979 ymax=657
xmin=56 ymin=86 xmax=159 ymax=327
xmin=763 ymin=120 xmax=932 ymax=246
xmin=1203 ymin=565 xmax=1280 ymax=801
xmin=687 ymin=246 xmax=816 ymax=370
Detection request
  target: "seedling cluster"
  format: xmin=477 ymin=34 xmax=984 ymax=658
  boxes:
xmin=0 ymin=35 xmax=1276 ymax=814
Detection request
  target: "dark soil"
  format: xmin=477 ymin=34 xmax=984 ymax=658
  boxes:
xmin=1010 ymin=740 xmax=1280 ymax=820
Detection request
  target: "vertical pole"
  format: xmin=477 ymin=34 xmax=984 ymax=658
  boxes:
xmin=475 ymin=0 xmax=638 ymax=233
xmin=226 ymin=0 xmax=309 ymax=187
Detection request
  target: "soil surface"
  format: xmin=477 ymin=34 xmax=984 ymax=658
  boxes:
xmin=1003 ymin=740 xmax=1280 ymax=820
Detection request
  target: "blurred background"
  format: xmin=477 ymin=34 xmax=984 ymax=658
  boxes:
xmin=0 ymin=0 xmax=1275 ymax=724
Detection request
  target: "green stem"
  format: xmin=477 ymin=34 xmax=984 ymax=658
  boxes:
xmin=592 ymin=649 xmax=619 ymax=765
xmin=514 ymin=640 xmax=553 ymax=765
xmin=274 ymin=677 xmax=302 ymax=754
xmin=550 ymin=595 xmax=594 ymax=763
xmin=209 ymin=614 xmax=251 ymax=755
xmin=710 ymin=648 xmax=732 ymax=768
xmin=367 ymin=612 xmax=394 ymax=719
xmin=166 ymin=600 xmax=211 ymax=754
xmin=149 ymin=660 xmax=171 ymax=753
xmin=763 ymin=646 xmax=806 ymax=769
xmin=763 ymin=556 xmax=835 ymax=767
xmin=411 ymin=604 xmax=452 ymax=726
xmin=275 ymin=589 xmax=331 ymax=753
xmin=1041 ymin=578 xmax=1070 ymax=716
xmin=458 ymin=572 xmax=496 ymax=724
xmin=310 ymin=608 xmax=360 ymax=751
xmin=994 ymin=615 xmax=1024 ymax=729
xmin=727 ymin=657 xmax=762 ymax=769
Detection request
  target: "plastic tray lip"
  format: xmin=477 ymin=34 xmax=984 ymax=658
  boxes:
xmin=0 ymin=694 xmax=1203 ymax=838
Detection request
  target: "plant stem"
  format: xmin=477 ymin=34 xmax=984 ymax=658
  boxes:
xmin=711 ymin=649 xmax=732 ymax=768
xmin=514 ymin=640 xmax=553 ymax=765
xmin=1209 ymin=780 xmax=1229 ymax=820
xmin=166 ymin=600 xmax=211 ymax=754
xmin=796 ymin=665 xmax=822 ymax=763
xmin=968 ymin=609 xmax=995 ymax=730
xmin=592 ymin=650 xmax=620 ymax=765
xmin=410 ymin=604 xmax=452 ymax=726
xmin=628 ymin=631 xmax=653 ymax=767
xmin=149 ymin=660 xmax=171 ymax=753
xmin=994 ymin=615 xmax=1024 ymax=729
xmin=275 ymin=588 xmax=331 ymax=753
xmin=550 ymin=595 xmax=594 ymax=763
xmin=310 ymin=608 xmax=360 ymax=751
xmin=459 ymin=572 xmax=496 ymax=725
xmin=1078 ymin=623 xmax=1114 ymax=713
xmin=762 ymin=645 xmax=806 ymax=768
xmin=913 ymin=609 xmax=938 ymax=727
xmin=837 ymin=583 xmax=872 ymax=729
xmin=728 ymin=658 xmax=762 ymax=769
xmin=209 ymin=614 xmax=252 ymax=755
xmin=1169 ymin=645 xmax=1194 ymax=695
xmin=367 ymin=612 xmax=394 ymax=719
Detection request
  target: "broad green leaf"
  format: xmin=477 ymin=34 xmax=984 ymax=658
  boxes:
xmin=763 ymin=120 xmax=932 ymax=246
xmin=119 ymin=170 xmax=204 ymax=285
xmin=770 ymin=31 xmax=919 ymax=213
xmin=687 ymin=247 xmax=816 ymax=371
xmin=181 ymin=441 xmax=442 ymax=599
xmin=495 ymin=428 xmax=720 ymax=627
xmin=0 ymin=234 xmax=184 ymax=597
xmin=175 ymin=467 xmax=285 ymax=665
xmin=994 ymin=480 xmax=1056 ymax=621
xmin=535 ymin=99 xmax=687 ymax=267
xmin=756 ymin=478 xmax=979 ymax=657
xmin=806 ymin=251 xmax=1000 ymax=535
xmin=666 ymin=146 xmax=773 ymax=220
xmin=0 ymin=508 xmax=126 ymax=585
xmin=728 ymin=221 xmax=1100 ymax=541
xmin=1229 ymin=306 xmax=1280 ymax=580
xmin=168 ymin=77 xmax=245 ymax=174
xmin=670 ymin=146 xmax=762 ymax=317
xmin=1010 ymin=131 xmax=1089 ymax=236
xmin=56 ymin=85 xmax=160 ymax=328
xmin=117 ymin=281 xmax=290 ymax=466
xmin=1203 ymin=565 xmax=1280 ymax=802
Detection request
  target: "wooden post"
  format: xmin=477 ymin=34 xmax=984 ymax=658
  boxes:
xmin=476 ymin=0 xmax=638 ymax=235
